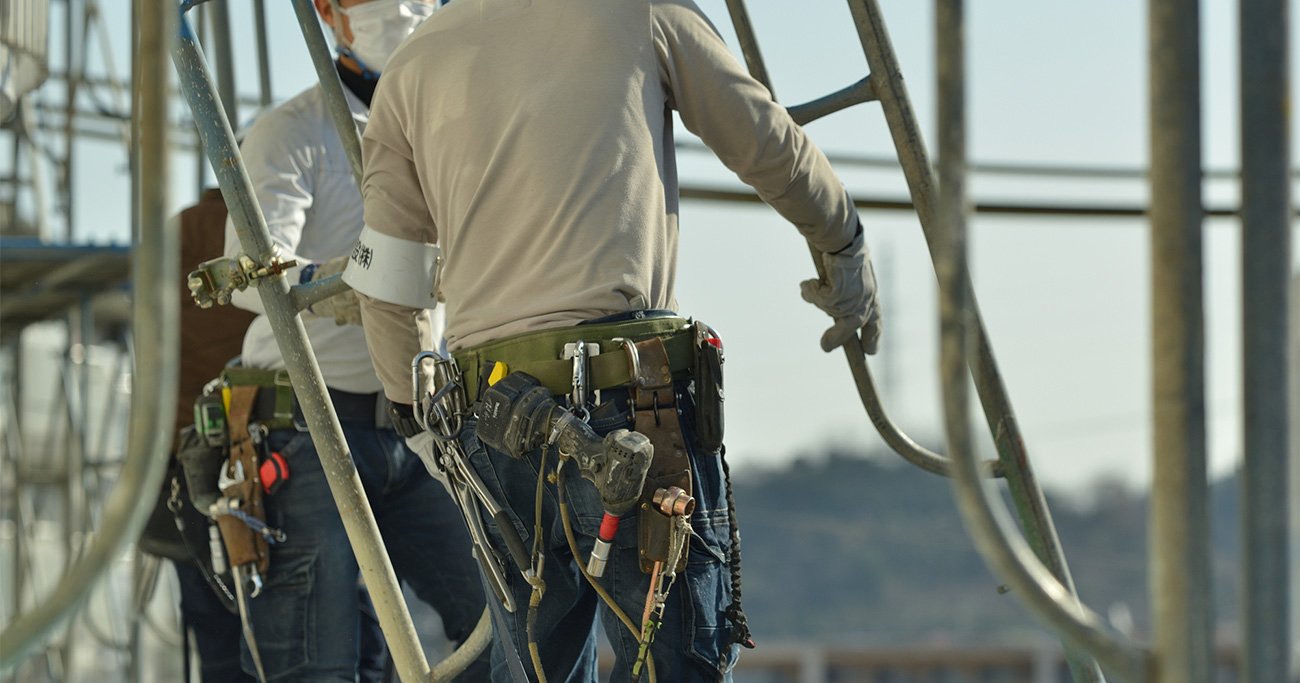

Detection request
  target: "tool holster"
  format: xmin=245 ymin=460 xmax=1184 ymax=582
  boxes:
xmin=630 ymin=336 xmax=693 ymax=574
xmin=217 ymin=385 xmax=270 ymax=573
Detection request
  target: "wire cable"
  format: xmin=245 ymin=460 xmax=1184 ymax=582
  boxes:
xmin=555 ymin=461 xmax=656 ymax=683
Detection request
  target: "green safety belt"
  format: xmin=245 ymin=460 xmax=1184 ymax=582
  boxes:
xmin=453 ymin=317 xmax=695 ymax=400
xmin=220 ymin=367 xmax=296 ymax=430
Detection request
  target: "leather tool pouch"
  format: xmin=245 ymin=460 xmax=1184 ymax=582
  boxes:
xmin=217 ymin=385 xmax=270 ymax=574
xmin=692 ymin=320 xmax=724 ymax=454
xmin=632 ymin=337 xmax=692 ymax=574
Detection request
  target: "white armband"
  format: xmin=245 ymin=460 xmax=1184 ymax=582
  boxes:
xmin=342 ymin=225 xmax=441 ymax=309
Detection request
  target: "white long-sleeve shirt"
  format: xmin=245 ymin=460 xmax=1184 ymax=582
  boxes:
xmin=224 ymin=85 xmax=384 ymax=393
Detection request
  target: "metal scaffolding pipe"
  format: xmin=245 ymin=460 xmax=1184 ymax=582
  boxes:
xmin=1238 ymin=0 xmax=1292 ymax=679
xmin=289 ymin=0 xmax=365 ymax=185
xmin=836 ymin=5 xmax=1108 ymax=679
xmin=252 ymin=0 xmax=273 ymax=108
xmin=0 ymin=0 xmax=177 ymax=666
xmin=846 ymin=345 xmax=1003 ymax=479
xmin=721 ymin=0 xmax=775 ymax=100
xmin=61 ymin=0 xmax=80 ymax=240
xmin=169 ymin=15 xmax=433 ymax=682
xmin=930 ymin=1 xmax=1129 ymax=680
xmin=724 ymin=0 xmax=1006 ymax=480
xmin=787 ymin=76 xmax=877 ymax=127
xmin=1291 ymin=274 xmax=1300 ymax=681
xmin=207 ymin=0 xmax=238 ymax=130
xmin=1148 ymin=0 xmax=1213 ymax=681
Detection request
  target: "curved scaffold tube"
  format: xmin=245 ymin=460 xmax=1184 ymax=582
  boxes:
xmin=719 ymin=0 xmax=1003 ymax=482
xmin=0 ymin=0 xmax=179 ymax=668
xmin=931 ymin=1 xmax=1149 ymax=681
xmin=718 ymin=0 xmax=1141 ymax=681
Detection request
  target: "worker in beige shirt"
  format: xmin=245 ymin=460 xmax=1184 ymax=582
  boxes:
xmin=345 ymin=0 xmax=881 ymax=680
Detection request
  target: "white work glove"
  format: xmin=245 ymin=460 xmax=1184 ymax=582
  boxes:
xmin=800 ymin=224 xmax=883 ymax=354
xmin=307 ymin=255 xmax=362 ymax=326
xmin=404 ymin=431 xmax=452 ymax=494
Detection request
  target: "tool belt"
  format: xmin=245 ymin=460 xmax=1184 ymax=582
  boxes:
xmin=452 ymin=316 xmax=696 ymax=402
xmin=454 ymin=315 xmax=713 ymax=574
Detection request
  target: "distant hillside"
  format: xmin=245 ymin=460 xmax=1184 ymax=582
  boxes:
xmin=729 ymin=450 xmax=1241 ymax=647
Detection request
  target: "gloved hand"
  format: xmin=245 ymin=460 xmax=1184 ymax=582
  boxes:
xmin=404 ymin=431 xmax=452 ymax=494
xmin=800 ymin=224 xmax=883 ymax=354
xmin=307 ymin=255 xmax=362 ymax=326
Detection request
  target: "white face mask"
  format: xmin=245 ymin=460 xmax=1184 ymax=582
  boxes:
xmin=336 ymin=0 xmax=437 ymax=74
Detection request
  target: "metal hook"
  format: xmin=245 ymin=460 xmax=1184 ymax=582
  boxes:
xmin=612 ymin=337 xmax=640 ymax=388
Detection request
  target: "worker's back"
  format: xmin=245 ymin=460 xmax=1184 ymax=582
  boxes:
xmin=365 ymin=0 xmax=855 ymax=350
xmin=369 ymin=0 xmax=683 ymax=349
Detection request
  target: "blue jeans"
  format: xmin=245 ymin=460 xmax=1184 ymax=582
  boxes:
xmin=243 ymin=413 xmax=489 ymax=682
xmin=460 ymin=383 xmax=740 ymax=682
xmin=175 ymin=560 xmax=257 ymax=682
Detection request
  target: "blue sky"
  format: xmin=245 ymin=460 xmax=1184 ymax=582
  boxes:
xmin=18 ymin=0 xmax=1300 ymax=494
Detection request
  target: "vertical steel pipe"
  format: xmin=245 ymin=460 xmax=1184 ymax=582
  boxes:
xmin=8 ymin=110 xmax=21 ymax=231
xmin=169 ymin=15 xmax=433 ymax=682
xmin=289 ymin=0 xmax=364 ymax=185
xmin=1238 ymin=0 xmax=1292 ymax=680
xmin=934 ymin=0 xmax=972 ymax=585
xmin=62 ymin=0 xmax=80 ymax=239
xmin=252 ymin=0 xmax=273 ymax=108
xmin=6 ymin=340 xmax=25 ymax=625
xmin=1148 ymin=0 xmax=1212 ymax=681
xmin=208 ymin=0 xmax=239 ymax=128
xmin=1290 ymin=274 xmax=1300 ymax=680
xmin=0 ymin=0 xmax=177 ymax=666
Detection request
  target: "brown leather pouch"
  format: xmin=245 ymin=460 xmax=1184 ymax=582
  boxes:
xmin=217 ymin=385 xmax=270 ymax=573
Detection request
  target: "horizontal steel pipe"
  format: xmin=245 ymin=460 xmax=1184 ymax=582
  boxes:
xmin=788 ymin=76 xmax=877 ymax=126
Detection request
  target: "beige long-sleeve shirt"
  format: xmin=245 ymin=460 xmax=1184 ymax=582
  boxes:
xmin=358 ymin=0 xmax=859 ymax=402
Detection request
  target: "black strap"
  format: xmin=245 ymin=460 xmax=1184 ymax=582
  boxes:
xmin=388 ymin=402 xmax=423 ymax=438
xmin=335 ymin=59 xmax=377 ymax=106
xmin=720 ymin=447 xmax=755 ymax=649
xmin=168 ymin=475 xmax=237 ymax=614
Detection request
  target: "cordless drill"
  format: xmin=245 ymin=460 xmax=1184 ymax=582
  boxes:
xmin=475 ymin=371 xmax=653 ymax=576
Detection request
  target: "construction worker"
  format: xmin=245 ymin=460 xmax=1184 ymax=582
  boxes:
xmin=348 ymin=0 xmax=881 ymax=681
xmin=222 ymin=0 xmax=486 ymax=679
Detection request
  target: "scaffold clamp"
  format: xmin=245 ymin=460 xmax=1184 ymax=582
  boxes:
xmin=187 ymin=254 xmax=299 ymax=308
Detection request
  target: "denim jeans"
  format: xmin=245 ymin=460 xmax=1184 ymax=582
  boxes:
xmin=175 ymin=560 xmax=257 ymax=683
xmin=460 ymin=383 xmax=740 ymax=682
xmin=242 ymin=414 xmax=489 ymax=682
